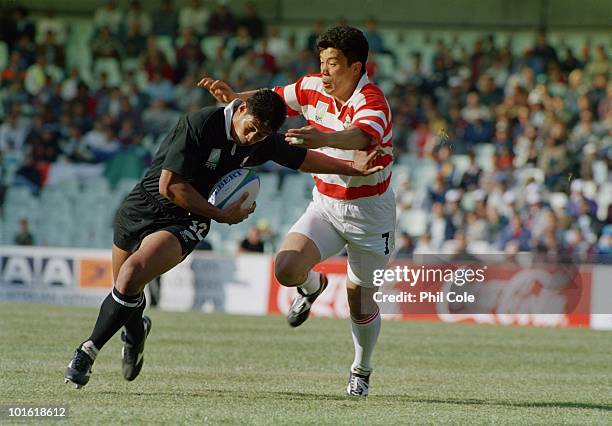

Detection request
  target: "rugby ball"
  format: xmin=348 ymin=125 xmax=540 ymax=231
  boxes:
xmin=208 ymin=168 xmax=259 ymax=210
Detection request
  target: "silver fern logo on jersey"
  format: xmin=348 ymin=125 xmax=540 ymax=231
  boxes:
xmin=205 ymin=148 xmax=221 ymax=169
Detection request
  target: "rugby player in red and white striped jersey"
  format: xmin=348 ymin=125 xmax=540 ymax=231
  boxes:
xmin=199 ymin=26 xmax=395 ymax=396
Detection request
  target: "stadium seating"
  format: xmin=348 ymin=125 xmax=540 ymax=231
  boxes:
xmin=1 ymin=10 xmax=609 ymax=259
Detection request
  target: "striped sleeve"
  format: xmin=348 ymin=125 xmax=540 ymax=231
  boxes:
xmin=273 ymin=77 xmax=304 ymax=117
xmin=352 ymin=90 xmax=390 ymax=144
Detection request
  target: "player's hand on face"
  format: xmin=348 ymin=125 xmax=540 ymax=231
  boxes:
xmin=286 ymin=126 xmax=328 ymax=149
xmin=197 ymin=77 xmax=236 ymax=104
xmin=352 ymin=148 xmax=384 ymax=176
xmin=218 ymin=193 xmax=255 ymax=225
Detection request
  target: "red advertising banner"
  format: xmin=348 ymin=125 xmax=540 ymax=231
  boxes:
xmin=267 ymin=258 xmax=592 ymax=328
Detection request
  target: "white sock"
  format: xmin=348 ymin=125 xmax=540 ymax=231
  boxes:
xmin=298 ymin=271 xmax=321 ymax=295
xmin=350 ymin=308 xmax=381 ymax=374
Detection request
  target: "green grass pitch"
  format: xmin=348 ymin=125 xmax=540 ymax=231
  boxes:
xmin=1 ymin=303 xmax=611 ymax=424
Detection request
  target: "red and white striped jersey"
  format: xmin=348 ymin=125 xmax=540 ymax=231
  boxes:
xmin=274 ymin=73 xmax=393 ymax=201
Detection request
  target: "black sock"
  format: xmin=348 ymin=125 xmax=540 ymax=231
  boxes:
xmin=123 ymin=293 xmax=146 ymax=345
xmin=88 ymin=288 xmax=143 ymax=350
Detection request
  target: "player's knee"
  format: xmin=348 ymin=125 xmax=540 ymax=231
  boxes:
xmin=115 ymin=261 xmax=146 ymax=295
xmin=274 ymin=252 xmax=304 ymax=286
xmin=347 ymin=286 xmax=378 ymax=321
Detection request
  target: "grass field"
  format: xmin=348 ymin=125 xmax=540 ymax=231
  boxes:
xmin=1 ymin=303 xmax=611 ymax=425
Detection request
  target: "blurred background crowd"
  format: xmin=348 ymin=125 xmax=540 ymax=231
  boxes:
xmin=0 ymin=0 xmax=610 ymax=260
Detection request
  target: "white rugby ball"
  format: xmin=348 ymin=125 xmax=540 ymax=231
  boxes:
xmin=208 ymin=168 xmax=259 ymax=210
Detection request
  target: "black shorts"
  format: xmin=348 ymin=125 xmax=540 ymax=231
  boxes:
xmin=113 ymin=187 xmax=211 ymax=256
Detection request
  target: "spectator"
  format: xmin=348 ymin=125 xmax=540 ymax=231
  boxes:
xmin=0 ymin=112 xmax=29 ymax=153
xmin=238 ymin=227 xmax=265 ymax=253
xmin=93 ymin=1 xmax=123 ymax=36
xmin=538 ymin=132 xmax=569 ymax=190
xmin=175 ymin=29 xmax=206 ymax=82
xmin=459 ymin=152 xmax=482 ymax=191
xmin=30 ymin=124 xmax=60 ymax=162
xmin=24 ymin=56 xmax=48 ymax=96
xmin=228 ymin=26 xmax=253 ymax=61
xmin=124 ymin=0 xmax=151 ymax=36
xmin=15 ymin=218 xmax=34 ymax=246
xmin=142 ymin=99 xmax=180 ymax=140
xmin=91 ymin=26 xmax=122 ymax=60
xmin=179 ymin=0 xmax=210 ymax=38
xmin=560 ymin=47 xmax=583 ymax=74
xmin=465 ymin=211 xmax=488 ymax=242
xmin=428 ymin=202 xmax=455 ymax=249
xmin=15 ymin=154 xmax=42 ymax=193
xmin=207 ymin=3 xmax=237 ymax=37
xmin=306 ymin=20 xmax=324 ymax=52
xmin=13 ymin=7 xmax=36 ymax=45
xmin=175 ymin=74 xmax=204 ymax=112
xmin=144 ymin=71 xmax=175 ymax=104
xmin=1 ymin=51 xmax=27 ymax=88
xmin=152 ymin=0 xmax=179 ymax=39
xmin=36 ymin=9 xmax=67 ymax=45
xmin=58 ymin=124 xmax=90 ymax=162
xmin=229 ymin=48 xmax=270 ymax=89
xmin=593 ymin=225 xmax=612 ymax=258
xmin=499 ymin=214 xmax=531 ymax=251
xmin=239 ymin=2 xmax=265 ymax=40
xmin=395 ymin=232 xmax=415 ymax=258
xmin=532 ymin=30 xmax=558 ymax=70
xmin=585 ymin=45 xmax=609 ymax=81
xmin=141 ymin=36 xmax=174 ymax=82
xmin=265 ymin=26 xmax=289 ymax=63
xmin=36 ymin=31 xmax=65 ymax=68
xmin=124 ymin=21 xmax=148 ymax=60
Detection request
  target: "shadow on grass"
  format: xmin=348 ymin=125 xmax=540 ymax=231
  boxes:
xmin=95 ymin=389 xmax=612 ymax=411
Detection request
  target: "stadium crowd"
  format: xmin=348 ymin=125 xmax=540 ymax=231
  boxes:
xmin=0 ymin=1 xmax=610 ymax=260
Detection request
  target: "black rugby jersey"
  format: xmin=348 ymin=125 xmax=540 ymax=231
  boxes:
xmin=137 ymin=106 xmax=307 ymax=220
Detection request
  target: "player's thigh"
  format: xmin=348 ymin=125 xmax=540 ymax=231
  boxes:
xmin=112 ymin=244 xmax=132 ymax=283
xmin=275 ymin=205 xmax=345 ymax=284
xmin=283 ymin=202 xmax=346 ymax=261
xmin=345 ymin=235 xmax=394 ymax=288
xmin=115 ymin=230 xmax=184 ymax=295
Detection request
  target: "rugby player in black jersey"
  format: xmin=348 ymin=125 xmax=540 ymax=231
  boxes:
xmin=64 ymin=89 xmax=383 ymax=388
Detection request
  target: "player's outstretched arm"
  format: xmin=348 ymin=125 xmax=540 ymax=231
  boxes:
xmin=298 ymin=149 xmax=383 ymax=176
xmin=197 ymin=77 xmax=258 ymax=103
xmin=159 ymin=169 xmax=255 ymax=224
xmin=286 ymin=126 xmax=372 ymax=150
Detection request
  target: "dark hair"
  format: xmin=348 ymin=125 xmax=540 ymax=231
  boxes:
xmin=246 ymin=89 xmax=286 ymax=132
xmin=316 ymin=26 xmax=369 ymax=76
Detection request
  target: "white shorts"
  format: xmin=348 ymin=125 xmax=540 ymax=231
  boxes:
xmin=289 ymin=187 xmax=396 ymax=287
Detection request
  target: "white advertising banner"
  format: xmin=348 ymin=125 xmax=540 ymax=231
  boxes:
xmin=0 ymin=246 xmax=112 ymax=307
xmin=159 ymin=252 xmax=272 ymax=315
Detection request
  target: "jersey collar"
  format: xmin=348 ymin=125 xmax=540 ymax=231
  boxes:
xmin=223 ymin=99 xmax=242 ymax=141
xmin=345 ymin=73 xmax=370 ymax=105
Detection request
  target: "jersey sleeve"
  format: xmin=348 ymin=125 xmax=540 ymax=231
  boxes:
xmin=352 ymin=91 xmax=390 ymax=145
xmin=273 ymin=77 xmax=304 ymax=117
xmin=245 ymin=133 xmax=307 ymax=170
xmin=161 ymin=115 xmax=200 ymax=181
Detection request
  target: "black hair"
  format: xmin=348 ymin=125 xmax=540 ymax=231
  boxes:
xmin=316 ymin=26 xmax=369 ymax=76
xmin=245 ymin=89 xmax=286 ymax=132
